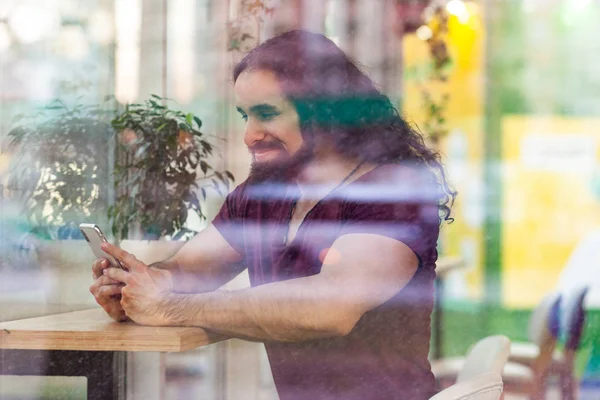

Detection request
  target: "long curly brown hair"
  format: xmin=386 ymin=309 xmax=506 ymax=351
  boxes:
xmin=233 ymin=30 xmax=456 ymax=223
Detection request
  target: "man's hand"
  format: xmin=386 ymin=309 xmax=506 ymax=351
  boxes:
xmin=90 ymin=258 xmax=128 ymax=322
xmin=101 ymin=242 xmax=175 ymax=326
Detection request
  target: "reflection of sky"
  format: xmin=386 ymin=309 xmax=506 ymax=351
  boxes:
xmin=0 ymin=200 xmax=42 ymax=269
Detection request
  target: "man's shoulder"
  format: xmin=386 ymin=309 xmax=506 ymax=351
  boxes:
xmin=364 ymin=162 xmax=437 ymax=185
xmin=342 ymin=162 xmax=439 ymax=206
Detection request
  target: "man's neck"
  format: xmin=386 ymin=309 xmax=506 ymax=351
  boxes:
xmin=294 ymin=153 xmax=364 ymax=198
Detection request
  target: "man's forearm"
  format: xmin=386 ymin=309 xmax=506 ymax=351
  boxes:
xmin=161 ymin=275 xmax=360 ymax=342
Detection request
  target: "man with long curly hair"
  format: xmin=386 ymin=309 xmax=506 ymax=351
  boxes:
xmin=91 ymin=30 xmax=456 ymax=400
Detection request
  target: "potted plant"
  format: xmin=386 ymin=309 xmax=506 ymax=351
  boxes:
xmin=3 ymin=95 xmax=234 ymax=300
xmin=108 ymin=95 xmax=234 ymax=263
xmin=109 ymin=94 xmax=234 ymax=240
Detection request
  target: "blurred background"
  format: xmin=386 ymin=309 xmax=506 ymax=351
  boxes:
xmin=1 ymin=0 xmax=599 ymax=399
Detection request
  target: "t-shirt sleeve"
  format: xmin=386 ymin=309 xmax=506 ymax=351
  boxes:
xmin=212 ymin=181 xmax=248 ymax=254
xmin=338 ymin=167 xmax=440 ymax=268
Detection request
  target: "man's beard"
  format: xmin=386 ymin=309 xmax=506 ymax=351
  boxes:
xmin=249 ymin=140 xmax=315 ymax=183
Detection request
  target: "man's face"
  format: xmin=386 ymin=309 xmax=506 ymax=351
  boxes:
xmin=235 ymin=69 xmax=313 ymax=180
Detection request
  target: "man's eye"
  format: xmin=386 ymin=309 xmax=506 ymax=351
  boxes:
xmin=258 ymin=112 xmax=278 ymax=121
xmin=240 ymin=114 xmax=248 ymax=121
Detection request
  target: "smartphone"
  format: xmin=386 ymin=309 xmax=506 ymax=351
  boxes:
xmin=79 ymin=223 xmax=125 ymax=270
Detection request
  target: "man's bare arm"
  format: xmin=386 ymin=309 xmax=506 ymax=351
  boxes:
xmin=152 ymin=224 xmax=245 ymax=293
xmin=161 ymin=233 xmax=419 ymax=342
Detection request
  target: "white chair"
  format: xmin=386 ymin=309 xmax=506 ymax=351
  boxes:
xmin=457 ymin=335 xmax=511 ymax=383
xmin=433 ymin=294 xmax=562 ymax=398
xmin=429 ymin=372 xmax=503 ymax=400
xmin=508 ymin=292 xmax=562 ymax=368
xmin=432 ymin=335 xmax=511 ymax=385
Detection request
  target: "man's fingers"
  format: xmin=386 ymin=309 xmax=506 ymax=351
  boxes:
xmin=90 ymin=275 xmax=122 ymax=291
xmin=104 ymin=267 xmax=131 ymax=284
xmin=104 ymin=302 xmax=128 ymax=322
xmin=92 ymin=258 xmax=109 ymax=280
xmin=98 ymin=275 xmax=122 ymax=286
xmin=90 ymin=276 xmax=124 ymax=300
xmin=101 ymin=242 xmax=145 ymax=273
xmin=98 ymin=285 xmax=123 ymax=299
xmin=90 ymin=280 xmax=101 ymax=295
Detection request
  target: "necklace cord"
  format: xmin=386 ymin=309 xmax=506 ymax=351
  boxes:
xmin=283 ymin=161 xmax=366 ymax=245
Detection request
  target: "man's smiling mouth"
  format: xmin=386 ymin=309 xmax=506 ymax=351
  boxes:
xmin=253 ymin=148 xmax=282 ymax=161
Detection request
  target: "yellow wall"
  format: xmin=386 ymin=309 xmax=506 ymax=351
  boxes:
xmin=403 ymin=5 xmax=600 ymax=308
xmin=502 ymin=116 xmax=600 ymax=307
xmin=403 ymin=3 xmax=485 ymax=300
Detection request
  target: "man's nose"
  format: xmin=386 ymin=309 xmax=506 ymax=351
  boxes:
xmin=243 ymin=118 xmax=266 ymax=147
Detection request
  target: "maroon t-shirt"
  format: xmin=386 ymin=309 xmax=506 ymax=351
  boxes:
xmin=213 ymin=164 xmax=440 ymax=400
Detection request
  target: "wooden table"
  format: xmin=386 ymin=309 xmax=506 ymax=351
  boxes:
xmin=433 ymin=256 xmax=466 ymax=359
xmin=0 ymin=308 xmax=223 ymax=399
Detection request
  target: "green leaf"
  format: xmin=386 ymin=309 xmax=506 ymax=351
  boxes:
xmin=193 ymin=116 xmax=202 ymax=129
xmin=225 ymin=171 xmax=235 ymax=181
xmin=189 ymin=129 xmax=203 ymax=137
xmin=151 ymin=94 xmax=162 ymax=100
xmin=185 ymin=113 xmax=194 ymax=126
xmin=200 ymin=140 xmax=213 ymax=154
xmin=200 ymin=161 xmax=208 ymax=174
xmin=149 ymin=100 xmax=165 ymax=109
